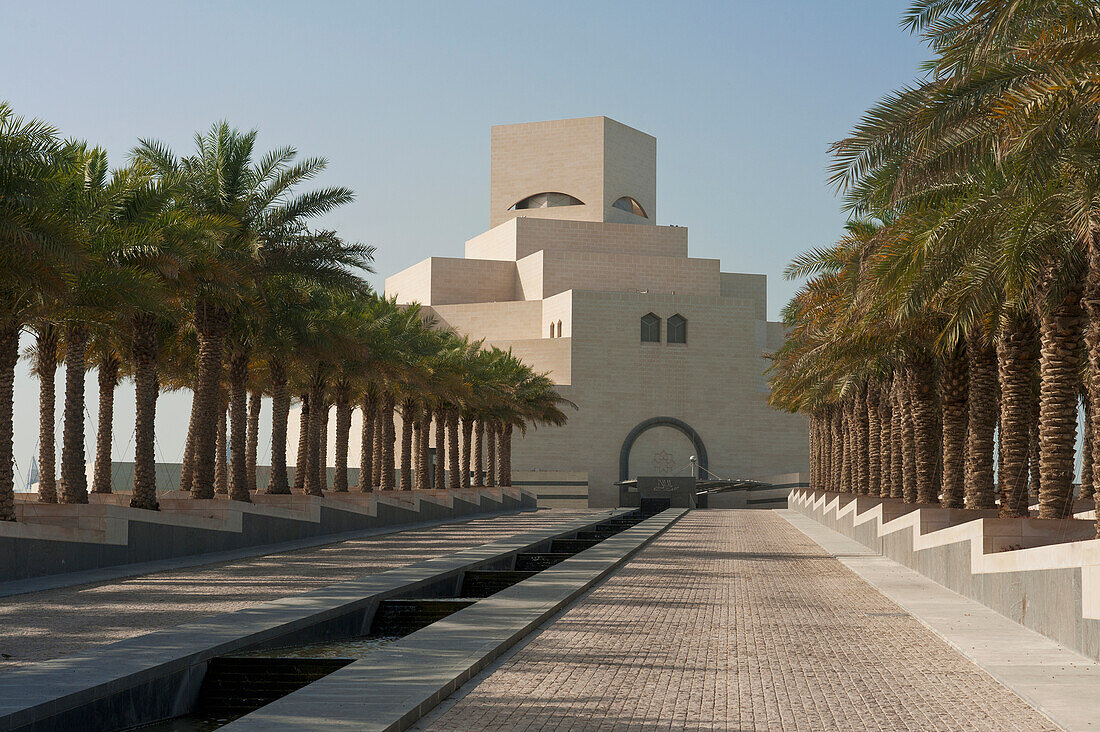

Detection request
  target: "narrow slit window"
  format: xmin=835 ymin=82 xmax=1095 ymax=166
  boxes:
xmin=667 ymin=314 xmax=687 ymax=344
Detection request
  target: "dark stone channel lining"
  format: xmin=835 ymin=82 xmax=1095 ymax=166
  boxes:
xmin=0 ymin=510 xmax=635 ymax=732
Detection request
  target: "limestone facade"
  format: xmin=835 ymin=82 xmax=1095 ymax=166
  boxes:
xmin=385 ymin=116 xmax=807 ymax=506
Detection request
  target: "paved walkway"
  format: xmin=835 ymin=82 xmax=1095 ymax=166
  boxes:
xmin=0 ymin=508 xmax=593 ymax=668
xmin=416 ymin=511 xmax=1057 ymax=731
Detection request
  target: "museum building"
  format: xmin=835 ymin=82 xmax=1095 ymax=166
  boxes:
xmin=385 ymin=116 xmax=807 ymax=506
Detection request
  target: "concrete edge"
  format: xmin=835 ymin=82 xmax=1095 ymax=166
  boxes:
xmin=779 ymin=509 xmax=1100 ymax=732
xmin=221 ymin=508 xmax=688 ymax=731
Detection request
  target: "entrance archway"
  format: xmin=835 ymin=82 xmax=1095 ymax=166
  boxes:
xmin=619 ymin=417 xmax=708 ymax=482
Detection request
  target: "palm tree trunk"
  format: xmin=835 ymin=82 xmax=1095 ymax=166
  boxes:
xmin=965 ymin=332 xmax=998 ymax=509
xmin=876 ymin=387 xmax=889 ymax=498
xmin=433 ymin=409 xmax=447 ymax=489
xmin=998 ymin=314 xmax=1039 ymax=517
xmin=889 ymin=379 xmax=903 ymax=499
xmin=372 ymin=405 xmax=384 ymax=488
xmin=908 ymin=356 xmax=940 ymax=504
xmin=831 ymin=406 xmax=843 ymax=491
xmin=899 ymin=375 xmax=918 ymax=503
xmin=411 ymin=402 xmax=421 ymax=489
xmin=333 ymin=390 xmax=351 ymax=492
xmin=90 ymin=354 xmax=120 ymax=494
xmin=1030 ymin=399 xmax=1041 ymax=502
xmin=839 ymin=400 xmax=852 ymax=492
xmin=35 ymin=326 xmax=58 ymax=503
xmin=939 ymin=344 xmax=968 ymax=508
xmin=400 ymin=398 xmax=415 ymax=491
xmin=0 ymin=321 xmax=17 ymax=520
xmin=866 ymin=389 xmax=880 ymax=496
xmin=380 ymin=393 xmax=396 ymax=491
xmin=266 ymin=361 xmax=291 ymax=494
xmin=246 ymin=389 xmax=261 ymax=493
xmin=304 ymin=385 xmax=326 ymax=496
xmin=416 ymin=404 xmax=430 ymax=490
xmin=485 ymin=422 xmax=497 ymax=488
xmin=59 ymin=323 xmax=89 ymax=504
xmin=1038 ymin=283 xmax=1085 ymax=519
xmin=317 ymin=401 xmax=330 ymax=490
xmin=995 ymin=383 xmax=1003 ymax=505
xmin=358 ymin=394 xmax=375 ymax=491
xmin=294 ymin=393 xmax=310 ymax=492
xmin=189 ymin=302 xmax=228 ymax=499
xmin=460 ymin=417 xmax=473 ymax=490
xmin=854 ymin=387 xmax=869 ymax=494
xmin=129 ymin=313 xmax=160 ymax=510
xmin=473 ymin=420 xmax=484 ymax=487
xmin=179 ymin=409 xmax=196 ymax=493
xmin=214 ymin=393 xmax=228 ymax=495
xmin=810 ymin=415 xmax=819 ymax=488
xmin=446 ymin=408 xmax=461 ymax=490
xmin=1081 ymin=390 xmax=1094 ymax=502
xmin=500 ymin=424 xmax=513 ymax=487
xmin=227 ymin=350 xmax=250 ymax=502
xmin=1084 ymin=232 xmax=1100 ymax=534
xmin=304 ymin=386 xmax=322 ymax=496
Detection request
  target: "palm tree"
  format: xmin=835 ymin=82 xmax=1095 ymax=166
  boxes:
xmin=49 ymin=146 xmax=163 ymax=505
xmin=0 ymin=103 xmax=74 ymax=519
xmin=134 ymin=123 xmax=357 ymax=500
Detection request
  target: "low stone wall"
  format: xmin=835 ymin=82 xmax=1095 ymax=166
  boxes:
xmin=789 ymin=488 xmax=1100 ymax=662
xmin=2 ymin=489 xmax=536 ymax=583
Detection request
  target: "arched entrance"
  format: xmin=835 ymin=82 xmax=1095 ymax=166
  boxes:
xmin=619 ymin=417 xmax=708 ymax=482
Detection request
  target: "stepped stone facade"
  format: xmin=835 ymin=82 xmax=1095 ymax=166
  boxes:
xmin=386 ymin=116 xmax=807 ymax=506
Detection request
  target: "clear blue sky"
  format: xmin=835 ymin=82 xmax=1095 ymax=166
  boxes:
xmin=1 ymin=0 xmax=929 ymax=482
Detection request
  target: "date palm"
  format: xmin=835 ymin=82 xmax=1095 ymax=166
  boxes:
xmin=134 ymin=123 xmax=357 ymax=500
xmin=47 ymin=146 xmax=165 ymax=505
xmin=0 ymin=103 xmax=74 ymax=519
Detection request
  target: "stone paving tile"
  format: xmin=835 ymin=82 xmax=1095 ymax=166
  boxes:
xmin=0 ymin=508 xmax=593 ymax=669
xmin=419 ymin=511 xmax=1057 ymax=732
